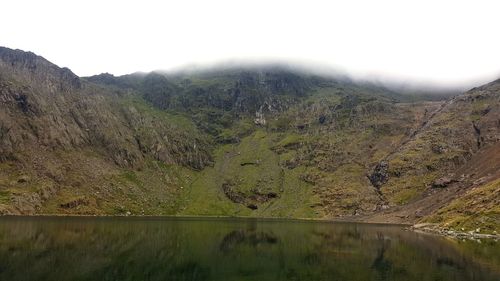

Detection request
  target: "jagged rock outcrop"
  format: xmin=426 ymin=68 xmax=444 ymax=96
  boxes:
xmin=369 ymin=161 xmax=389 ymax=189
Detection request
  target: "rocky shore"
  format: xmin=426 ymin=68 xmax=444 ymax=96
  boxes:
xmin=412 ymin=223 xmax=500 ymax=240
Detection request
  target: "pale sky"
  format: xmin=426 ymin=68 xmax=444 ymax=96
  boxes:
xmin=1 ymin=0 xmax=500 ymax=88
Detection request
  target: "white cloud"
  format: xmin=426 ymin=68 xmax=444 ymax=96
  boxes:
xmin=1 ymin=0 xmax=499 ymax=87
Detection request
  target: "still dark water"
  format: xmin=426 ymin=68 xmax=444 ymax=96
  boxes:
xmin=0 ymin=217 xmax=499 ymax=281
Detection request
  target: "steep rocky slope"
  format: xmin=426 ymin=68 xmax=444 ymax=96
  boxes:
xmin=0 ymin=47 xmax=212 ymax=214
xmin=352 ymin=81 xmax=500 ymax=232
xmin=0 ymin=47 xmax=498 ymax=233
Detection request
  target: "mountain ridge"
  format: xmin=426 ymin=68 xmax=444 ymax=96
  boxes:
xmin=0 ymin=46 xmax=498 ymax=234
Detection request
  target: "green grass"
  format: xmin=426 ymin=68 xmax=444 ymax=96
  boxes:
xmin=0 ymin=190 xmax=10 ymax=204
xmin=120 ymin=171 xmax=141 ymax=186
xmin=275 ymin=134 xmax=303 ymax=149
xmin=179 ymin=130 xmax=318 ymax=218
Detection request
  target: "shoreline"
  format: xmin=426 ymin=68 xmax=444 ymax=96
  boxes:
xmin=2 ymin=213 xmax=499 ymax=239
xmin=0 ymin=213 xmax=409 ymax=226
xmin=411 ymin=223 xmax=500 ymax=240
xmin=0 ymin=213 xmax=415 ymax=230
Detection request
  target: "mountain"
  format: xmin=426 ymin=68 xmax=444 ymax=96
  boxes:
xmin=0 ymin=47 xmax=498 ymax=233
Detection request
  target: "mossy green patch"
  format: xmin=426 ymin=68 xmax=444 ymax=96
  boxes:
xmin=0 ymin=190 xmax=10 ymax=204
xmin=179 ymin=130 xmax=318 ymax=218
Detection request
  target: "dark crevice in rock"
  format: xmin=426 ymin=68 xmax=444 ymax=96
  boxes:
xmin=240 ymin=161 xmax=260 ymax=166
xmin=222 ymin=180 xmax=279 ymax=210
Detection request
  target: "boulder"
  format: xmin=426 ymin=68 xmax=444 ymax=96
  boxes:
xmin=431 ymin=177 xmax=454 ymax=188
xmin=17 ymin=175 xmax=30 ymax=183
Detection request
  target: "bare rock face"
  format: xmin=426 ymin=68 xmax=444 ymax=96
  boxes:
xmin=369 ymin=161 xmax=389 ymax=189
xmin=0 ymin=46 xmax=213 ymax=170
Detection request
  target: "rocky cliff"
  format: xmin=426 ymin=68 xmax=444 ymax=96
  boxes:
xmin=0 ymin=47 xmax=212 ymax=214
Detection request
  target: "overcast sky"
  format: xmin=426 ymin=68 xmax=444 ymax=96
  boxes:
xmin=1 ymin=0 xmax=500 ymax=88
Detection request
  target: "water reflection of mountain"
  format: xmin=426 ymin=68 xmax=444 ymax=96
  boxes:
xmin=220 ymin=229 xmax=278 ymax=253
xmin=0 ymin=217 xmax=498 ymax=281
